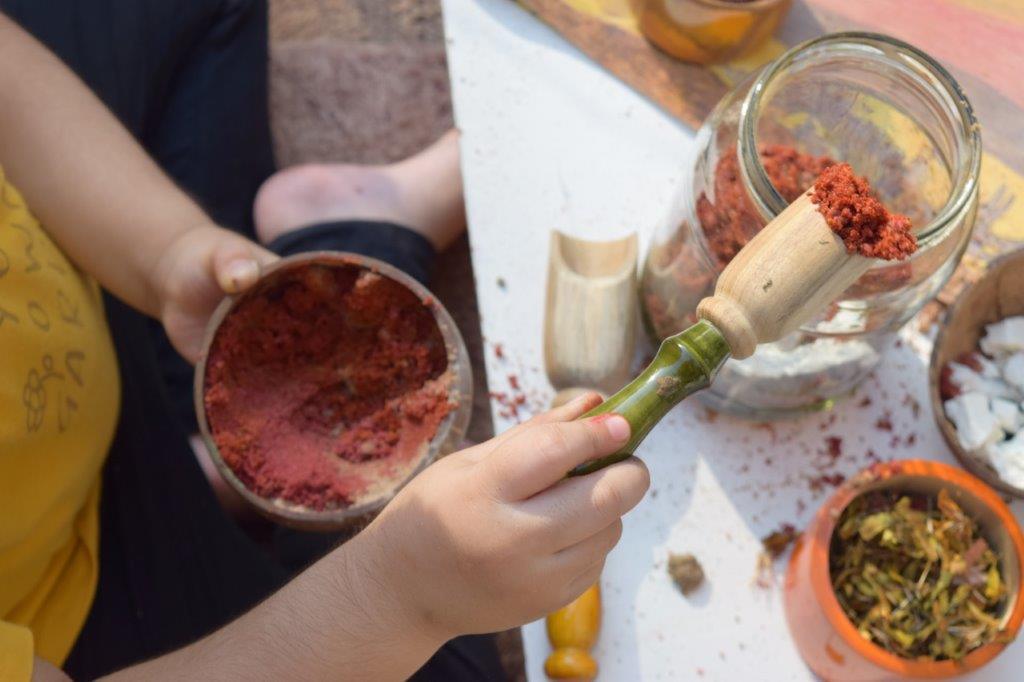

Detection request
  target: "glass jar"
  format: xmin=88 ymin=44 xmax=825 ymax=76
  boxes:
xmin=640 ymin=32 xmax=981 ymax=418
xmin=629 ymin=0 xmax=792 ymax=65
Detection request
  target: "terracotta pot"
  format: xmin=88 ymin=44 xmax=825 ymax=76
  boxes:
xmin=783 ymin=460 xmax=1024 ymax=680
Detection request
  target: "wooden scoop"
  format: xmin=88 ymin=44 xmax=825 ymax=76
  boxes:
xmin=544 ymin=231 xmax=638 ymax=393
xmin=696 ymin=191 xmax=871 ymax=359
xmin=569 ymin=190 xmax=873 ymax=476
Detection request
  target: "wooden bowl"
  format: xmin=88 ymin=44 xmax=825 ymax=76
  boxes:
xmin=194 ymin=252 xmax=473 ymax=531
xmin=784 ymin=460 xmax=1024 ymax=680
xmin=929 ymin=248 xmax=1024 ymax=498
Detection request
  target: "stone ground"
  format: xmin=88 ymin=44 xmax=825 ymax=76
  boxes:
xmin=267 ymin=1 xmax=525 ymax=678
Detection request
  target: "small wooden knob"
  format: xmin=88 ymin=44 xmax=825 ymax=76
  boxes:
xmin=545 ymin=583 xmax=601 ymax=680
xmin=697 ymin=192 xmax=871 ymax=359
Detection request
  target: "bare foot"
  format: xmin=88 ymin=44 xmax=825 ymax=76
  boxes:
xmin=253 ymin=130 xmax=465 ymax=250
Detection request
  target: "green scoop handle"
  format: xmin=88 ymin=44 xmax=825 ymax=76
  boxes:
xmin=567 ymin=319 xmax=730 ymax=477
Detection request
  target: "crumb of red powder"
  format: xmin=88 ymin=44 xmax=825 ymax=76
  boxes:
xmin=939 ymin=351 xmax=990 ymax=400
xmin=955 ymin=351 xmax=983 ymax=373
xmin=809 ymin=472 xmax=846 ymax=493
xmin=875 ymin=413 xmax=894 ymax=432
xmin=939 ymin=363 xmax=961 ymax=400
xmin=508 ymin=374 xmax=520 ymax=391
xmin=824 ymin=436 xmax=842 ymax=463
xmin=901 ymin=394 xmax=922 ymax=419
xmin=203 ymin=262 xmax=454 ymax=510
xmin=810 ymin=163 xmax=917 ymax=260
xmin=699 ymin=407 xmax=719 ymax=424
xmin=493 ymin=343 xmax=505 ymax=360
xmin=490 ymin=390 xmax=527 ymax=420
xmin=762 ymin=523 xmax=799 ymax=559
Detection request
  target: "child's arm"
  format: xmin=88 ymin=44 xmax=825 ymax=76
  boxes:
xmin=102 ymin=393 xmax=647 ymax=681
xmin=0 ymin=13 xmax=271 ymax=362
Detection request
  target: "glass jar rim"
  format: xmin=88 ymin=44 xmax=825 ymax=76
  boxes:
xmin=737 ymin=32 xmax=982 ymax=248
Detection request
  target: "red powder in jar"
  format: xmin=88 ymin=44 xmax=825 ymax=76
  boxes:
xmin=698 ymin=144 xmax=836 ymax=268
xmin=203 ymin=261 xmax=454 ymax=510
xmin=810 ymin=163 xmax=917 ymax=260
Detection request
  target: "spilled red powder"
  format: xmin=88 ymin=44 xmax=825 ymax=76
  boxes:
xmin=810 ymin=163 xmax=917 ymax=260
xmin=203 ymin=261 xmax=454 ymax=510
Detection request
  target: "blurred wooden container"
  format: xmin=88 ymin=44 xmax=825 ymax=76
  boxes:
xmin=629 ymin=0 xmax=792 ymax=65
xmin=929 ymin=248 xmax=1024 ymax=498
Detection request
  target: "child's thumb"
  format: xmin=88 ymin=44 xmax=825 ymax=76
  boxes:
xmin=212 ymin=237 xmax=275 ymax=294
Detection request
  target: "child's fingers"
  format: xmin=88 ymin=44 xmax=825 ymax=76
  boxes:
xmin=540 ymin=390 xmax=604 ymax=422
xmin=552 ymin=519 xmax=623 ymax=570
xmin=523 ymin=457 xmax=649 ymax=549
xmin=462 ymin=392 xmax=604 ymax=464
xmin=211 ymin=234 xmax=276 ymax=295
xmin=482 ymin=414 xmax=631 ymax=500
xmin=464 ymin=391 xmax=606 ymax=464
xmin=562 ymin=562 xmax=605 ymax=608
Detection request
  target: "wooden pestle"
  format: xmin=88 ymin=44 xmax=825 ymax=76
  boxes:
xmin=568 ymin=190 xmax=873 ymax=476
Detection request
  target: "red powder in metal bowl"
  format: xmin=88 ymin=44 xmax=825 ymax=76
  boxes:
xmin=203 ymin=261 xmax=455 ymax=510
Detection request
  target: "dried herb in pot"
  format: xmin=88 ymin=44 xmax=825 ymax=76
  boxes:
xmin=829 ymin=489 xmax=1008 ymax=661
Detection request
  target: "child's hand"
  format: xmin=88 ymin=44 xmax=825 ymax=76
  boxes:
xmin=154 ymin=225 xmax=276 ymax=364
xmin=352 ymin=392 xmax=649 ymax=640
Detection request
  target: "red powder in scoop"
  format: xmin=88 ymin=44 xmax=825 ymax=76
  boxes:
xmin=203 ymin=261 xmax=454 ymax=510
xmin=643 ymin=144 xmax=918 ymax=339
xmin=811 ymin=163 xmax=917 ymax=260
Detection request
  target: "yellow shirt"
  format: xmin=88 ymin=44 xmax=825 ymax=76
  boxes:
xmin=0 ymin=168 xmax=120 ymax=679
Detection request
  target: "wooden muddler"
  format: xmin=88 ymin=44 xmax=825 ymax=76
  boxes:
xmin=569 ymin=190 xmax=873 ymax=476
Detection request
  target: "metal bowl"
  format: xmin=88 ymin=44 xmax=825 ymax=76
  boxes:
xmin=194 ymin=252 xmax=473 ymax=531
xmin=929 ymin=248 xmax=1024 ymax=498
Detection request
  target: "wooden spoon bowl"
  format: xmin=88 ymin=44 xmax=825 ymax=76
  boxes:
xmin=929 ymin=248 xmax=1024 ymax=498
